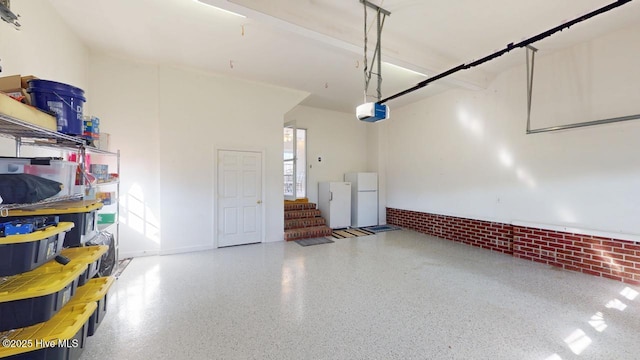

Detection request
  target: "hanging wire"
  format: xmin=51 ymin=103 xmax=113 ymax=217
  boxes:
xmin=376 ymin=10 xmax=385 ymax=101
xmin=366 ymin=0 xmax=384 ymax=35
xmin=363 ymin=1 xmax=369 ymax=103
xmin=362 ymin=0 xmax=386 ymax=102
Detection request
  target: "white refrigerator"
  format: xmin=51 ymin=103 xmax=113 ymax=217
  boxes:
xmin=344 ymin=172 xmax=378 ymax=227
xmin=318 ymin=182 xmax=352 ymax=229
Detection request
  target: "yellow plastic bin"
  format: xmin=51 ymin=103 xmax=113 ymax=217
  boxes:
xmin=0 ymin=256 xmax=86 ymax=332
xmin=0 ymin=222 xmax=74 ymax=276
xmin=0 ymin=301 xmax=96 ymax=360
xmin=59 ymin=246 xmax=108 ymax=286
xmin=68 ymin=276 xmax=114 ymax=336
xmin=6 ymin=201 xmax=103 ymax=247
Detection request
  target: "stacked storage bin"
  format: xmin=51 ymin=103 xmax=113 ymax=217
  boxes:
xmin=0 ymin=207 xmax=115 ymax=359
xmin=1 ymin=80 xmax=121 ymax=358
xmin=0 ymin=157 xmax=79 ymax=200
xmin=5 ymin=201 xmax=119 ymax=278
xmin=5 ymin=201 xmax=104 ymax=248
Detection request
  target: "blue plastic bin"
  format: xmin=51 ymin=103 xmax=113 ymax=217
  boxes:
xmin=27 ymin=79 xmax=86 ymax=135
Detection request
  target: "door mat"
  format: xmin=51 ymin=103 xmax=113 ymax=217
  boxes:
xmin=295 ymin=237 xmax=335 ymax=247
xmin=329 ymin=228 xmax=376 ymax=239
xmin=362 ymin=225 xmax=403 ymax=233
xmin=113 ymin=258 xmax=133 ymax=278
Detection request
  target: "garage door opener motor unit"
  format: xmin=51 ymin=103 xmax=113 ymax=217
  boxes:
xmin=357 ymin=1 xmax=391 ymax=123
xmin=356 ymin=102 xmax=389 ymax=122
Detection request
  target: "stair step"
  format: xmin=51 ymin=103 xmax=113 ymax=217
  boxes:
xmin=284 ymin=209 xmax=321 ymax=219
xmin=285 ymin=225 xmax=333 ymax=241
xmin=285 ymin=217 xmax=326 ymax=230
xmin=284 ymin=202 xmax=317 ymax=211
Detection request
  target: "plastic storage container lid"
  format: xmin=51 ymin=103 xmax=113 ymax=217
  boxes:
xmin=7 ymin=200 xmax=103 ymax=216
xmin=0 ymin=301 xmax=96 ymax=357
xmin=68 ymin=276 xmax=115 ymax=304
xmin=60 ymin=245 xmax=108 ymax=267
xmin=0 ymin=254 xmax=86 ymax=303
xmin=0 ymin=222 xmax=74 ymax=245
xmin=26 ymin=79 xmax=86 ymax=101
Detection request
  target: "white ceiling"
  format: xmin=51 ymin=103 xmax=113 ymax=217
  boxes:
xmin=47 ymin=0 xmax=640 ymax=113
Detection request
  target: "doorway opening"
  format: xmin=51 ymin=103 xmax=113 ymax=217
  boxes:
xmin=284 ymin=123 xmax=306 ymax=200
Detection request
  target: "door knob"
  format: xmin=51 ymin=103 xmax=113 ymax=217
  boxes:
xmin=257 ymin=200 xmax=262 ymax=204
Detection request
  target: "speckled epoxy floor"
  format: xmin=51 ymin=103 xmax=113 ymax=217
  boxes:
xmin=80 ymin=230 xmax=640 ymax=360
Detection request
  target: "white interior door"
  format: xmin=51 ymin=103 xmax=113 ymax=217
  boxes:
xmin=217 ymin=150 xmax=263 ymax=247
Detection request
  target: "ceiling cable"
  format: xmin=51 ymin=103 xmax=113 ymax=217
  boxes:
xmin=378 ymin=0 xmax=632 ymax=104
xmin=363 ymin=0 xmax=368 ymax=102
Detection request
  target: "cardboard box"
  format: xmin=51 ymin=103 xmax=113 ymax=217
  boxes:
xmin=97 ymin=133 xmax=110 ymax=151
xmin=0 ymin=92 xmax=57 ymax=131
xmin=21 ymin=75 xmax=38 ymax=89
xmin=90 ymin=164 xmax=109 ymax=181
xmin=83 ymin=116 xmax=100 ymax=141
xmin=96 ymin=191 xmax=115 ymax=205
xmin=0 ymin=74 xmax=22 ymax=97
xmin=0 ymin=75 xmax=37 ymax=104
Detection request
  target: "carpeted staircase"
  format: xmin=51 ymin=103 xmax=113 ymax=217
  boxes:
xmin=284 ymin=201 xmax=333 ymax=241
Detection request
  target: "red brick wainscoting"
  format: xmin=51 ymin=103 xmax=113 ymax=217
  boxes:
xmin=387 ymin=207 xmax=640 ymax=286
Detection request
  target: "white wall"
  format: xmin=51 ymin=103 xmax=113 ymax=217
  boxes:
xmin=386 ymin=23 xmax=640 ymax=238
xmin=88 ymin=56 xmax=307 ymax=256
xmin=0 ymin=0 xmax=89 ymax=155
xmin=0 ymin=1 xmax=88 ymax=90
xmin=529 ymin=24 xmax=640 ymax=129
xmin=88 ymin=53 xmax=161 ymax=258
xmin=285 ymin=105 xmax=370 ymax=204
xmin=158 ymin=66 xmax=308 ymax=252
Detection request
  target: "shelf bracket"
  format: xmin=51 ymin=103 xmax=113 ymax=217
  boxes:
xmin=525 ymin=45 xmax=537 ymax=133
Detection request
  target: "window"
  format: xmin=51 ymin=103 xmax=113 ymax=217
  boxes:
xmin=284 ymin=126 xmax=306 ymax=199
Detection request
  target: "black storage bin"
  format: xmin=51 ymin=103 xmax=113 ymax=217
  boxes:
xmin=67 ymin=276 xmax=115 ymax=337
xmin=0 ymin=222 xmax=74 ymax=276
xmin=58 ymin=210 xmax=97 ymax=247
xmin=59 ymin=245 xmax=108 ymax=287
xmin=0 ymin=258 xmax=86 ymax=331
xmin=0 ymin=301 xmax=95 ymax=360
xmin=4 ymin=201 xmax=102 ymax=247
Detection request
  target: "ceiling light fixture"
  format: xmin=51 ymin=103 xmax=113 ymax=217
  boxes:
xmin=382 ymin=62 xmax=427 ymax=77
xmin=193 ymin=0 xmax=246 ymax=18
